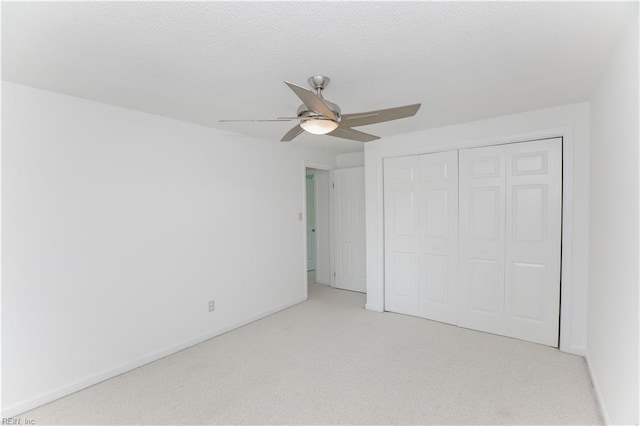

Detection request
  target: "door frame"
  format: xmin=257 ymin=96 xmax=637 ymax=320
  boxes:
xmin=368 ymin=127 xmax=579 ymax=354
xmin=302 ymin=161 xmax=333 ymax=299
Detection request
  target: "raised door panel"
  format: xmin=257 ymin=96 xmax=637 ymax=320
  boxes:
xmin=469 ymin=187 xmax=500 ymax=241
xmin=468 ymin=259 xmax=501 ymax=314
xmin=420 ymin=254 xmax=449 ymax=303
xmin=512 ymin=185 xmax=546 ymax=242
xmin=391 ymin=252 xmax=417 ymax=298
xmin=510 ymin=262 xmax=545 ymax=321
xmin=458 ymin=145 xmax=506 ymax=335
xmin=333 ymin=167 xmax=366 ymax=293
xmin=504 ymin=138 xmax=562 ymax=346
xmin=424 ymin=189 xmax=449 ymax=238
xmin=392 ymin=191 xmax=416 ymax=237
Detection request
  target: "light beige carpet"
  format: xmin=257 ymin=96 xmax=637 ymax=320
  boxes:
xmin=22 ymin=283 xmax=602 ymax=425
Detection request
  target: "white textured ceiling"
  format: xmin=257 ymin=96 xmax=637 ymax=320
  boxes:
xmin=2 ymin=1 xmax=637 ymax=154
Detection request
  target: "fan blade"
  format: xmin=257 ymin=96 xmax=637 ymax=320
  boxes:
xmin=219 ymin=119 xmax=296 ymax=122
xmin=328 ymin=127 xmax=380 ymax=142
xmin=281 ymin=124 xmax=304 ymax=142
xmin=340 ymin=103 xmax=421 ymax=128
xmin=284 ymin=81 xmax=337 ymax=121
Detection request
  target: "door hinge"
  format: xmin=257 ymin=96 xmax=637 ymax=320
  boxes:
xmin=333 ymin=271 xmax=336 ymax=277
xmin=332 ymin=183 xmax=335 ymax=189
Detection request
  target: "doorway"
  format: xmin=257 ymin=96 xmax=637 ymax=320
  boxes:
xmin=305 ymin=167 xmax=331 ymax=286
xmin=306 ymin=173 xmax=316 ymax=279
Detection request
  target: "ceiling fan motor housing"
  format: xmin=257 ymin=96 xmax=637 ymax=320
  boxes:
xmin=296 ymin=100 xmax=341 ymax=121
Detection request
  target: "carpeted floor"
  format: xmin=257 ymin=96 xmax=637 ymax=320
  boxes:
xmin=22 ymin=282 xmax=602 ymax=425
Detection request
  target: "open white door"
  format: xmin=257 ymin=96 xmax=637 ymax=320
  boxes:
xmin=332 ymin=167 xmax=366 ymax=293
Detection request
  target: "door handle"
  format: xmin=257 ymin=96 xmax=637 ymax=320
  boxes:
xmin=312 ymin=229 xmax=315 ymax=232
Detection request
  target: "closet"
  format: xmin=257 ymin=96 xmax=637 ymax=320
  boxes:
xmin=383 ymin=138 xmax=562 ymax=346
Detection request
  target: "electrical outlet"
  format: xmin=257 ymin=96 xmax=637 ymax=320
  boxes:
xmin=208 ymin=300 xmax=215 ymax=312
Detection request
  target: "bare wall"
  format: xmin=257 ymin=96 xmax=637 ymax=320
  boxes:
xmin=1 ymin=82 xmax=336 ymax=415
xmin=588 ymin=17 xmax=639 ymax=425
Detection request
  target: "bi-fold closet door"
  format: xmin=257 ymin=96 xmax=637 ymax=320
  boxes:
xmin=384 ymin=151 xmax=459 ymax=325
xmin=384 ymin=138 xmax=562 ymax=347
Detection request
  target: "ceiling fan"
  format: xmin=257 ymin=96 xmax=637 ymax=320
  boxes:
xmin=220 ymin=75 xmax=421 ymax=142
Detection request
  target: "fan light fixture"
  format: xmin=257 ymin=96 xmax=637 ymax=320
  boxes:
xmin=300 ymin=118 xmax=338 ymax=135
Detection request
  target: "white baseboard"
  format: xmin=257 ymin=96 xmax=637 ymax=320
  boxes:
xmin=585 ymin=355 xmax=611 ymax=425
xmin=365 ymin=303 xmax=383 ymax=312
xmin=567 ymin=344 xmax=587 ymax=356
xmin=2 ymin=296 xmax=307 ymax=418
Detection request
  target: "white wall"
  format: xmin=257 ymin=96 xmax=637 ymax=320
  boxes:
xmin=336 ymin=151 xmax=364 ymax=168
xmin=1 ymin=82 xmax=337 ymax=416
xmin=588 ymin=18 xmax=639 ymax=425
xmin=365 ymin=102 xmax=591 ymax=355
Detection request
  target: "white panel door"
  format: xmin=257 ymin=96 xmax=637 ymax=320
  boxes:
xmin=417 ymin=151 xmax=459 ymax=324
xmin=504 ymin=138 xmax=562 ymax=346
xmin=384 ymin=156 xmax=420 ymax=315
xmin=384 ymin=151 xmax=459 ymax=324
xmin=458 ymin=145 xmax=507 ymax=335
xmin=332 ymin=167 xmax=366 ymax=293
xmin=459 ymin=140 xmax=562 ymax=346
xmin=384 ymin=140 xmax=561 ymax=346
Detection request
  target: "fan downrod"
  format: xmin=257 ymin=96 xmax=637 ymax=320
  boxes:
xmin=308 ymin=75 xmax=330 ymax=94
xmin=296 ymin=75 xmax=341 ymax=118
